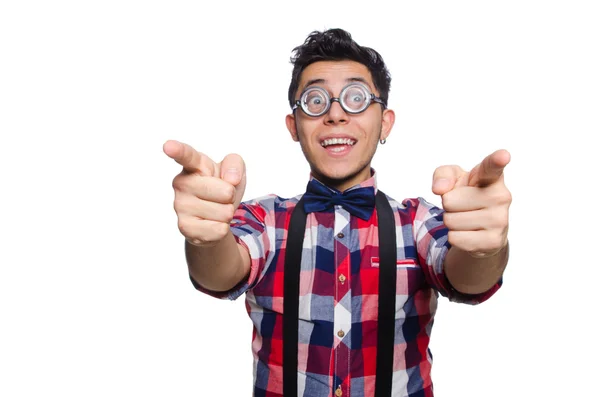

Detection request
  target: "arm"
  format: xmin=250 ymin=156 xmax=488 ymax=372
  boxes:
xmin=433 ymin=149 xmax=512 ymax=296
xmin=163 ymin=139 xmax=251 ymax=293
xmin=186 ymin=232 xmax=251 ymax=292
xmin=444 ymin=243 xmax=508 ymax=295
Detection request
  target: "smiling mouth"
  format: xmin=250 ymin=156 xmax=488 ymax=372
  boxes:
xmin=320 ymin=138 xmax=356 ymax=152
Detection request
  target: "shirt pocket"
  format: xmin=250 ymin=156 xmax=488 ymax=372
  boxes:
xmin=370 ymin=257 xmax=420 ymax=269
xmin=370 ymin=257 xmax=425 ymax=297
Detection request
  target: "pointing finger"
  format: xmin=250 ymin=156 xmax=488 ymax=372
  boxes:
xmin=163 ymin=140 xmax=215 ymax=176
xmin=468 ymin=149 xmax=511 ymax=187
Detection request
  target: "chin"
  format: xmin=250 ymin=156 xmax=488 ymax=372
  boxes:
xmin=312 ymin=163 xmax=367 ymax=185
xmin=323 ymin=169 xmax=355 ymax=181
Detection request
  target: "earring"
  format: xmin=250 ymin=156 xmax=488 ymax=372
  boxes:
xmin=379 ymin=138 xmax=386 ymax=144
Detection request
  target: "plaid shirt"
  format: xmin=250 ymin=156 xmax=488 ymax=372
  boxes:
xmin=193 ymin=171 xmax=501 ymax=397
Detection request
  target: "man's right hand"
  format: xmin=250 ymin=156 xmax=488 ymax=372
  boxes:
xmin=163 ymin=140 xmax=246 ymax=247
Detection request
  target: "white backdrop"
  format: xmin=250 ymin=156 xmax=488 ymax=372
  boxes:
xmin=1 ymin=1 xmax=598 ymax=396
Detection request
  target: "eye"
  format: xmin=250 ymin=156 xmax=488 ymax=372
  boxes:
xmin=303 ymin=89 xmax=328 ymax=113
xmin=308 ymin=96 xmax=323 ymax=105
xmin=343 ymin=86 xmax=368 ymax=111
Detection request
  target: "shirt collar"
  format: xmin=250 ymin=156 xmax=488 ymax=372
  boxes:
xmin=308 ymin=168 xmax=378 ymax=194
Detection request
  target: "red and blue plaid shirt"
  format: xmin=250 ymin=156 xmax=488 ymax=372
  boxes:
xmin=193 ymin=171 xmax=501 ymax=397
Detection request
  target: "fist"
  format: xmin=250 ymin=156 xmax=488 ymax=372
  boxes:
xmin=432 ymin=149 xmax=512 ymax=257
xmin=163 ymin=140 xmax=246 ymax=247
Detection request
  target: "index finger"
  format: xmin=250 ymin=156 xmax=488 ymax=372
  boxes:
xmin=163 ymin=140 xmax=213 ymax=175
xmin=468 ymin=149 xmax=511 ymax=187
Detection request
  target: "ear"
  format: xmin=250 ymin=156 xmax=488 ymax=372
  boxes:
xmin=380 ymin=109 xmax=395 ymax=141
xmin=285 ymin=113 xmax=299 ymax=142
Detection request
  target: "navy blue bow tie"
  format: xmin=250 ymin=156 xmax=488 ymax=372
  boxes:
xmin=302 ymin=179 xmax=376 ymax=221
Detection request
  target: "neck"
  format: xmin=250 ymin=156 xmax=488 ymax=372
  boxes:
xmin=311 ymin=166 xmax=372 ymax=192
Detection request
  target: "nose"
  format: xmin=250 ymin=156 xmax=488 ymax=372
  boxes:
xmin=324 ymin=99 xmax=348 ymax=125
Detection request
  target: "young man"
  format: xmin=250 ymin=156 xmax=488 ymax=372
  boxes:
xmin=164 ymin=28 xmax=511 ymax=397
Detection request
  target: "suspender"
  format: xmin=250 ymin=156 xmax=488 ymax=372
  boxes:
xmin=283 ymin=196 xmax=307 ymax=396
xmin=283 ymin=190 xmax=397 ymax=397
xmin=374 ymin=190 xmax=397 ymax=396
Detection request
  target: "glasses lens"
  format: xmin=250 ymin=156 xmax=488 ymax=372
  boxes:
xmin=341 ymin=84 xmax=369 ymax=113
xmin=302 ymin=88 xmax=328 ymax=116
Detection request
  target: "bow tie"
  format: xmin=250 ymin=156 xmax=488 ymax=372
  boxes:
xmin=302 ymin=179 xmax=376 ymax=221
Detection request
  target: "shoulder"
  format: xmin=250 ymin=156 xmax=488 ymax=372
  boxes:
xmin=241 ymin=193 xmax=302 ymax=210
xmin=378 ymin=191 xmax=444 ymax=223
xmin=235 ymin=193 xmax=303 ymax=222
xmin=378 ymin=191 xmax=442 ymax=211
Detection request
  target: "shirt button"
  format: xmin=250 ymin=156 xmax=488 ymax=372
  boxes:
xmin=338 ymin=274 xmax=346 ymax=283
xmin=337 ymin=330 xmax=345 ymax=338
xmin=335 ymin=386 xmax=343 ymax=396
xmin=337 ymin=232 xmax=344 ymax=238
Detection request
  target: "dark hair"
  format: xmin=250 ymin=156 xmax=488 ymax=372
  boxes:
xmin=287 ymin=28 xmax=392 ymax=109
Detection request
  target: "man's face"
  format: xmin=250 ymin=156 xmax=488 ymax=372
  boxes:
xmin=286 ymin=60 xmax=395 ymax=191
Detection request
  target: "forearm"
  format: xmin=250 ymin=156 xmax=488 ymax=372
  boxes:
xmin=185 ymin=231 xmax=251 ymax=292
xmin=443 ymin=243 xmax=509 ymax=295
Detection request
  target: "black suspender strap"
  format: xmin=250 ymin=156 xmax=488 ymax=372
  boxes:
xmin=374 ymin=190 xmax=397 ymax=397
xmin=283 ymin=191 xmax=397 ymax=397
xmin=283 ymin=196 xmax=306 ymax=397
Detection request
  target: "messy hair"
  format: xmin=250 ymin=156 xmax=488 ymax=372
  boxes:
xmin=288 ymin=28 xmax=392 ymax=109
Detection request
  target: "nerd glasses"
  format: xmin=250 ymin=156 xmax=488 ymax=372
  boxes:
xmin=292 ymin=82 xmax=386 ymax=117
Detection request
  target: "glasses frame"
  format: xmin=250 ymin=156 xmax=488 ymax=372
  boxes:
xmin=292 ymin=82 xmax=386 ymax=117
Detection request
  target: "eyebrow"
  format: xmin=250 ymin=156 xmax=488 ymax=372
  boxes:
xmin=301 ymin=77 xmax=372 ymax=92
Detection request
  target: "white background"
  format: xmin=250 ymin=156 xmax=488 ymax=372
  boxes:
xmin=1 ymin=1 xmax=598 ymax=396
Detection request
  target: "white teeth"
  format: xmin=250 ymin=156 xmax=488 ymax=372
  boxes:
xmin=321 ymin=138 xmax=356 ymax=147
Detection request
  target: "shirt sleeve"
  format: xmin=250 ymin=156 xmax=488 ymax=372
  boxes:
xmin=409 ymin=197 xmax=502 ymax=305
xmin=190 ymin=197 xmax=275 ymax=301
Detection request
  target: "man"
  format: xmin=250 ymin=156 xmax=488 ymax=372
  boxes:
xmin=164 ymin=28 xmax=511 ymax=397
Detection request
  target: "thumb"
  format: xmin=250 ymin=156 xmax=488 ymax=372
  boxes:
xmin=219 ymin=153 xmax=246 ymax=207
xmin=219 ymin=153 xmax=245 ymax=186
xmin=432 ymin=165 xmax=466 ymax=195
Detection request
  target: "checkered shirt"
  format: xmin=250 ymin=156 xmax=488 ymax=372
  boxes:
xmin=192 ymin=172 xmax=501 ymax=397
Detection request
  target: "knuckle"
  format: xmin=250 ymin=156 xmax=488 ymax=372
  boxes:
xmin=225 ymin=184 xmax=236 ymax=203
xmin=481 ymin=233 xmax=503 ymax=251
xmin=447 ymin=230 xmax=459 ymax=247
xmin=441 ymin=196 xmax=448 ymax=209
xmin=442 ymin=212 xmax=454 ymax=228
xmin=448 ymin=231 xmax=476 ymax=253
xmin=173 ymin=198 xmax=182 ymax=213
xmin=223 ymin=203 xmax=235 ymax=221
xmin=173 ymin=173 xmax=196 ymax=193
xmin=173 ymin=194 xmax=193 ymax=215
xmin=200 ymin=177 xmax=226 ymax=201
xmin=199 ymin=176 xmax=231 ymax=201
xmin=441 ymin=192 xmax=453 ymax=209
xmin=214 ymin=222 xmax=230 ymax=240
xmin=494 ymin=211 xmax=509 ymax=228
xmin=177 ymin=218 xmax=194 ymax=238
xmin=491 ymin=188 xmax=512 ymax=204
xmin=485 ymin=210 xmax=499 ymax=228
xmin=172 ymin=175 xmax=184 ymax=191
xmin=503 ymin=190 xmax=513 ymax=205
xmin=492 ymin=233 xmax=505 ymax=249
xmin=195 ymin=176 xmax=211 ymax=198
